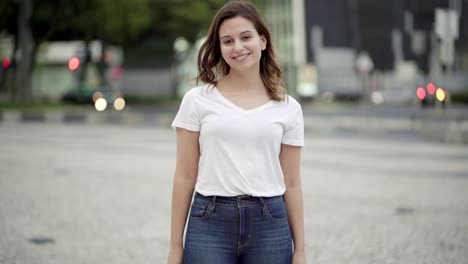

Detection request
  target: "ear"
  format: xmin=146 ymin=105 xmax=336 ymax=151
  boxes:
xmin=260 ymin=35 xmax=267 ymax=50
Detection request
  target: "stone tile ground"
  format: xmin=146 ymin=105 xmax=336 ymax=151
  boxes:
xmin=1 ymin=123 xmax=467 ymax=263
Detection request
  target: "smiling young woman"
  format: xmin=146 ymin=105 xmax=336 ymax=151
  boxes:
xmin=168 ymin=1 xmax=307 ymax=264
xmin=218 ymin=16 xmax=266 ymax=72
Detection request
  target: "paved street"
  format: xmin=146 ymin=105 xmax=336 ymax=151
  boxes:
xmin=1 ymin=123 xmax=467 ymax=264
xmin=2 ymin=102 xmax=468 ymax=144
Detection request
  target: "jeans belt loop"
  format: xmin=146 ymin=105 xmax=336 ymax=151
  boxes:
xmin=209 ymin=196 xmax=217 ymax=212
xmin=259 ymin=197 xmax=267 ymax=215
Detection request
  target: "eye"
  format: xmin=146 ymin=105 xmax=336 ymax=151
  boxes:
xmin=222 ymin=39 xmax=232 ymax=45
xmin=242 ymin=35 xmax=252 ymax=40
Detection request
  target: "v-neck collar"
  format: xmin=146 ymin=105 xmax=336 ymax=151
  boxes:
xmin=213 ymin=86 xmax=274 ymax=113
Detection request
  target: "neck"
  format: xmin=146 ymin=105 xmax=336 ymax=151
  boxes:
xmin=223 ymin=69 xmax=265 ymax=92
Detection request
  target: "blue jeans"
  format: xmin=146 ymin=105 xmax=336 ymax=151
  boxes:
xmin=183 ymin=192 xmax=293 ymax=264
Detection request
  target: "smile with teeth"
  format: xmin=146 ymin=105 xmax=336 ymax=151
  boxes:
xmin=233 ymin=53 xmax=251 ymax=62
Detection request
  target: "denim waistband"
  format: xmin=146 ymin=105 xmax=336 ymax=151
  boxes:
xmin=194 ymin=192 xmax=283 ymax=207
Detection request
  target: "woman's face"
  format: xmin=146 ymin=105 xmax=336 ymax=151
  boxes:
xmin=218 ymin=16 xmax=267 ymax=73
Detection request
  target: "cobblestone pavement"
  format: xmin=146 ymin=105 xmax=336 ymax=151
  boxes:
xmin=0 ymin=123 xmax=467 ymax=264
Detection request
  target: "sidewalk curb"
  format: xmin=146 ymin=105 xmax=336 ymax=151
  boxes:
xmin=303 ymin=116 xmax=468 ymax=144
xmin=0 ymin=110 xmax=175 ymax=127
xmin=1 ymin=110 xmax=467 ymax=144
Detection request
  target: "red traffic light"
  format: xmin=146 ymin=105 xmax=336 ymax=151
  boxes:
xmin=2 ymin=57 xmax=11 ymax=69
xmin=68 ymin=57 xmax=80 ymax=71
xmin=426 ymin=82 xmax=436 ymax=95
xmin=416 ymin=87 xmax=426 ymax=100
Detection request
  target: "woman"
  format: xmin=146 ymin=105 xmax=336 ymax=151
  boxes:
xmin=168 ymin=1 xmax=306 ymax=263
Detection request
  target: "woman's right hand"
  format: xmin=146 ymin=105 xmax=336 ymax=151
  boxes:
xmin=167 ymin=248 xmax=183 ymax=264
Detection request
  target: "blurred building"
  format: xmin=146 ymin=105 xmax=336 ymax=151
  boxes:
xmin=264 ymin=0 xmax=468 ymax=102
xmin=261 ymin=0 xmax=301 ymax=97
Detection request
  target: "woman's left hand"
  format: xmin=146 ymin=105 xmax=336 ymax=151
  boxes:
xmin=292 ymin=251 xmax=307 ymax=264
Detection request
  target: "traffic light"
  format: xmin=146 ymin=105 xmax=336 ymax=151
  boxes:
xmin=416 ymin=82 xmax=448 ymax=107
xmin=68 ymin=56 xmax=80 ymax=71
xmin=416 ymin=87 xmax=426 ymax=100
xmin=426 ymin=82 xmax=436 ymax=95
xmin=2 ymin=57 xmax=11 ymax=69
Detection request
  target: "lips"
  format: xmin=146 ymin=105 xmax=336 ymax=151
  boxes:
xmin=233 ymin=53 xmax=251 ymax=62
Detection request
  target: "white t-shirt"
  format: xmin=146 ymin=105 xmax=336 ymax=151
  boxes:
xmin=171 ymin=85 xmax=304 ymax=197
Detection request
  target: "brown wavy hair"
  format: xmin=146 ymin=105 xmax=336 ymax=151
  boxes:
xmin=197 ymin=0 xmax=287 ymax=101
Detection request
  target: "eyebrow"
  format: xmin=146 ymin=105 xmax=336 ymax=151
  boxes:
xmin=220 ymin=30 xmax=254 ymax=40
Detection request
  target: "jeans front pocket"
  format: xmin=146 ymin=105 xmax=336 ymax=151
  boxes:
xmin=265 ymin=198 xmax=289 ymax=222
xmin=189 ymin=199 xmax=212 ymax=220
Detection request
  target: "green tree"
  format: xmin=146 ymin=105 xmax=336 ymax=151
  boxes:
xmin=124 ymin=0 xmax=264 ymax=68
xmin=0 ymin=0 xmax=265 ymax=101
xmin=124 ymin=0 xmax=226 ymax=68
xmin=70 ymin=0 xmax=152 ymax=88
xmin=0 ymin=0 xmax=152 ymax=102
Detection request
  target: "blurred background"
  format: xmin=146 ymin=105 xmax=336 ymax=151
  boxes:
xmin=0 ymin=0 xmax=467 ymax=108
xmin=1 ymin=0 xmax=468 ymax=264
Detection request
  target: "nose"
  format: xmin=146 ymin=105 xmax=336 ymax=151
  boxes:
xmin=233 ymin=40 xmax=243 ymax=52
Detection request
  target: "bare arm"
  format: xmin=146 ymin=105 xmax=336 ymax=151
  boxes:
xmin=280 ymin=144 xmax=306 ymax=255
xmin=169 ymin=128 xmax=200 ymax=256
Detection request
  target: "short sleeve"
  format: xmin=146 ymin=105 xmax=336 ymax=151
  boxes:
xmin=282 ymin=107 xmax=304 ymax=146
xmin=171 ymin=89 xmax=200 ymax=131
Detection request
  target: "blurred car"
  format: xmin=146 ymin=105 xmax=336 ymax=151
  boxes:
xmin=62 ymin=83 xmax=125 ymax=111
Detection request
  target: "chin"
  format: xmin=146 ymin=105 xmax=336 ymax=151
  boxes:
xmin=227 ymin=62 xmax=259 ymax=73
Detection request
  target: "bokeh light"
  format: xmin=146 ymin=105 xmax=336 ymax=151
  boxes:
xmin=95 ymin=98 xmax=107 ymax=111
xmin=416 ymin=87 xmax=426 ymax=100
xmin=436 ymin=88 xmax=446 ymax=102
xmin=68 ymin=57 xmax=80 ymax=71
xmin=426 ymin=82 xmax=436 ymax=95
xmin=371 ymin=91 xmax=384 ymax=105
xmin=2 ymin=58 xmax=11 ymax=69
xmin=92 ymin=92 xmax=103 ymax=102
xmin=111 ymin=66 xmax=123 ymax=80
xmin=114 ymin=97 xmax=125 ymax=111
